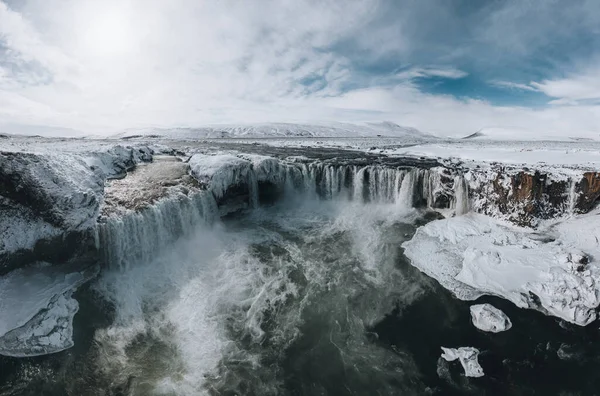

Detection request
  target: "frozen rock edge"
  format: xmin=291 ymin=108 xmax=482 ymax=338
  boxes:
xmin=440 ymin=347 xmax=484 ymax=378
xmin=470 ymin=303 xmax=512 ymax=333
xmin=403 ymin=212 xmax=600 ymax=326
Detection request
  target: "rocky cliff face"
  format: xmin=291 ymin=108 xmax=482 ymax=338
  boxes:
xmin=2 ymin=144 xmax=600 ymax=274
xmin=0 ymin=146 xmax=152 ymax=275
xmin=471 ymin=168 xmax=600 ymax=227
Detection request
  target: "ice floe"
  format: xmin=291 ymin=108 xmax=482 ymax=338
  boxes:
xmin=0 ymin=263 xmax=97 ymax=357
xmin=440 ymin=347 xmax=484 ymax=378
xmin=403 ymin=212 xmax=600 ymax=326
xmin=470 ymin=303 xmax=512 ymax=333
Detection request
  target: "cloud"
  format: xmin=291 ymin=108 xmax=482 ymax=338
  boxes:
xmin=530 ymin=68 xmax=600 ymax=103
xmin=490 ymin=81 xmax=539 ymax=92
xmin=1 ymin=0 xmax=600 ymax=139
xmin=396 ymin=67 xmax=468 ymax=80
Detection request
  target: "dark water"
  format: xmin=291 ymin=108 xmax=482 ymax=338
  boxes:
xmin=2 ymin=200 xmax=600 ymax=396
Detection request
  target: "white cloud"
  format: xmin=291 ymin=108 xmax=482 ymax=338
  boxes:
xmin=396 ymin=67 xmax=468 ymax=80
xmin=1 ymin=0 xmax=600 ymax=139
xmin=490 ymin=81 xmax=539 ymax=92
xmin=531 ymin=68 xmax=600 ymax=103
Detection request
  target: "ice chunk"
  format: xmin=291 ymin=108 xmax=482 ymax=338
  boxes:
xmin=0 ymin=263 xmax=97 ymax=357
xmin=470 ymin=303 xmax=512 ymax=333
xmin=403 ymin=212 xmax=600 ymax=326
xmin=440 ymin=347 xmax=484 ymax=378
xmin=0 ymin=292 xmax=79 ymax=357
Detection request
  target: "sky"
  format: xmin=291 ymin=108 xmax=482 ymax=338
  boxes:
xmin=1 ymin=0 xmax=600 ymax=137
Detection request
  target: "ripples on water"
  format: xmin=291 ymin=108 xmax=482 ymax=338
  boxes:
xmin=2 ymin=198 xmax=600 ymax=395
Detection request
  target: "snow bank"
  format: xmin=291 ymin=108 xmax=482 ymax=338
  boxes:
xmin=0 ymin=264 xmax=97 ymax=357
xmin=403 ymin=212 xmax=600 ymax=325
xmin=440 ymin=347 xmax=484 ymax=378
xmin=470 ymin=304 xmax=512 ymax=333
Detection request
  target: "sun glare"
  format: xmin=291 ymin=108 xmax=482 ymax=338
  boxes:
xmin=80 ymin=6 xmax=136 ymax=57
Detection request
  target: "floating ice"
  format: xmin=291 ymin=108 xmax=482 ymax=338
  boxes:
xmin=470 ymin=303 xmax=512 ymax=333
xmin=440 ymin=347 xmax=484 ymax=378
xmin=0 ymin=264 xmax=97 ymax=357
xmin=403 ymin=212 xmax=600 ymax=326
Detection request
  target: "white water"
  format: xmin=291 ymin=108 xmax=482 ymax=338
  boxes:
xmin=93 ymin=196 xmax=429 ymax=395
xmin=99 ymin=192 xmax=218 ymax=271
xmin=98 ymin=159 xmax=443 ymax=271
xmin=88 ymin=156 xmax=500 ymax=394
xmin=453 ymin=175 xmax=470 ymax=215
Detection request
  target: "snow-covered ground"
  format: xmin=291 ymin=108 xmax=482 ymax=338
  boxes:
xmin=382 ymin=142 xmax=600 ymax=168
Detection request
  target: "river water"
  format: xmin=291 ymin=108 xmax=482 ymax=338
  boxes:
xmin=1 ymin=195 xmax=600 ymax=395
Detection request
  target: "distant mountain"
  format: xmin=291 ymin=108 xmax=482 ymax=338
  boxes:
xmin=115 ymin=122 xmax=437 ymax=140
xmin=0 ymin=123 xmax=84 ymax=138
xmin=462 ymin=127 xmax=600 ymax=142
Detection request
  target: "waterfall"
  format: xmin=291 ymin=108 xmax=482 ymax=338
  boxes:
xmin=248 ymin=169 xmax=259 ymax=209
xmin=98 ymin=155 xmax=455 ymax=270
xmin=398 ymin=170 xmax=416 ymax=208
xmin=567 ymin=178 xmax=578 ymax=215
xmin=453 ymin=175 xmax=470 ymax=215
xmin=353 ymin=167 xmax=367 ymax=203
xmin=99 ymin=191 xmax=218 ymax=270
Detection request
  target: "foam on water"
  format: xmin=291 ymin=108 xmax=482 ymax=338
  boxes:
xmin=89 ymin=196 xmax=429 ymax=395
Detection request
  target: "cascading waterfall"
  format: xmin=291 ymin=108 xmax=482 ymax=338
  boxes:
xmin=453 ymin=175 xmax=470 ymax=215
xmin=567 ymin=178 xmax=578 ymax=215
xmin=98 ymin=191 xmax=218 ymax=270
xmin=97 ymin=157 xmax=467 ymax=271
xmin=398 ymin=170 xmax=416 ymax=208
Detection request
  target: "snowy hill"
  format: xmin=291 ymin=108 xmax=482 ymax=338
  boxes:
xmin=462 ymin=127 xmax=600 ymax=142
xmin=115 ymin=122 xmax=436 ymax=140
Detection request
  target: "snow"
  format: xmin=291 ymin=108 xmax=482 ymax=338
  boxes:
xmin=470 ymin=303 xmax=512 ymax=333
xmin=440 ymin=347 xmax=484 ymax=378
xmin=115 ymin=121 xmax=436 ymax=140
xmin=0 ymin=197 xmax=61 ymax=255
xmin=0 ymin=264 xmax=97 ymax=357
xmin=403 ymin=212 xmax=600 ymax=325
xmin=188 ymin=154 xmax=253 ymax=200
xmin=460 ymin=127 xmax=596 ymax=142
xmin=384 ymin=142 xmax=600 ymax=168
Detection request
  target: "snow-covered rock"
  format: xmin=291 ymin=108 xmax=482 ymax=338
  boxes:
xmin=0 ymin=146 xmax=154 ymax=273
xmin=189 ymin=154 xmax=254 ymax=201
xmin=440 ymin=347 xmax=484 ymax=378
xmin=470 ymin=303 xmax=512 ymax=333
xmin=403 ymin=212 xmax=600 ymax=326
